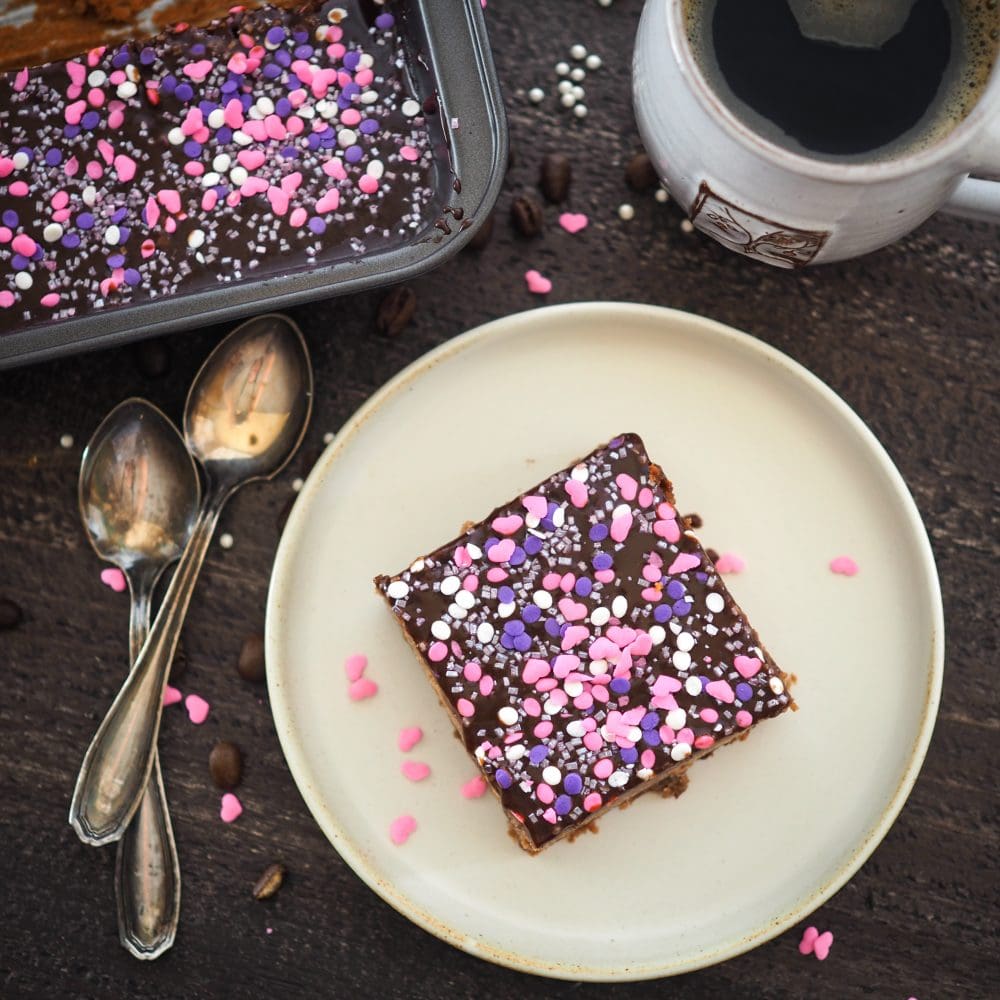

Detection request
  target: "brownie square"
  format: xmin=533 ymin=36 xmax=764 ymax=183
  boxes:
xmin=376 ymin=433 xmax=794 ymax=852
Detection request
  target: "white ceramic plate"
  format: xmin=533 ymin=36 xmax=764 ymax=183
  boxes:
xmin=266 ymin=303 xmax=943 ymax=981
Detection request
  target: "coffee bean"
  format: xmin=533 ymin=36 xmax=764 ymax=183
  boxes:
xmin=539 ymin=153 xmax=572 ymax=203
xmin=510 ymin=194 xmax=544 ymax=238
xmin=209 ymin=740 xmax=243 ymax=790
xmin=684 ymin=512 xmax=704 ymax=529
xmin=169 ymin=638 xmax=188 ymax=683
xmin=0 ymin=597 xmax=23 ymax=631
xmin=376 ymin=285 xmax=417 ymax=337
xmin=131 ymin=337 xmax=171 ymax=378
xmin=252 ymin=862 xmax=287 ymax=901
xmin=706 ymin=547 xmax=720 ymax=563
xmin=625 ymin=152 xmax=659 ymax=192
xmin=466 ymin=211 xmax=494 ymax=251
xmin=237 ymin=633 xmax=266 ymax=683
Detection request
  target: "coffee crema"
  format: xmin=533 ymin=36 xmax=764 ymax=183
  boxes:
xmin=682 ymin=0 xmax=999 ymax=161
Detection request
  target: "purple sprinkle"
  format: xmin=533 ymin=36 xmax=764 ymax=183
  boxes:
xmin=275 ymin=49 xmax=292 ymax=68
xmin=61 ymin=233 xmax=81 ymax=249
xmin=554 ymin=795 xmax=573 ymax=816
xmin=63 ymin=125 xmax=80 ymax=140
xmin=262 ymin=63 xmax=282 ymax=80
xmin=198 ymin=100 xmax=215 ymax=118
xmin=345 ymin=146 xmax=364 ymax=164
xmin=107 ymin=253 xmax=125 ymax=269
xmin=76 ymin=213 xmax=94 ymax=230
xmin=609 ymin=677 xmax=630 ymax=695
xmin=82 ymin=111 xmax=100 ymax=130
xmin=544 ymin=619 xmax=561 ymax=638
xmin=294 ymin=44 xmax=314 ymax=59
xmin=17 ymin=147 xmax=34 ymax=160
xmin=563 ymin=772 xmax=583 ymax=795
xmin=308 ymin=216 xmax=327 ymax=234
xmin=275 ymin=97 xmax=292 ymax=118
xmin=124 ymin=268 xmax=142 ymax=286
xmin=183 ymin=140 xmax=202 ymax=159
xmin=139 ymin=47 xmax=156 ymax=65
xmin=522 ymin=605 xmax=541 ymax=624
xmin=221 ymin=79 xmax=239 ymax=94
xmin=666 ymin=580 xmax=685 ymax=600
xmin=558 ymin=622 xmax=570 ymax=637
xmin=216 ymin=126 xmax=233 ymax=144
xmin=524 ymin=536 xmax=543 ymax=556
xmin=2 ymin=210 xmax=18 ymax=227
xmin=620 ymin=747 xmax=639 ymax=764
xmin=375 ymin=12 xmax=396 ymax=29
xmin=239 ymin=94 xmax=253 ymax=111
xmin=499 ymin=634 xmax=514 ymax=650
xmin=610 ymin=436 xmax=624 ymax=447
xmin=280 ymin=147 xmax=299 ymax=159
xmin=266 ymin=26 xmax=287 ymax=45
xmin=343 ymin=50 xmax=361 ymax=70
xmin=213 ymin=184 xmax=229 ymax=199
xmin=513 ymin=633 xmax=531 ymax=652
xmin=503 ymin=619 xmax=525 ymax=636
xmin=509 ymin=547 xmax=527 ymax=567
xmin=175 ymin=83 xmax=194 ymax=102
xmin=161 ymin=75 xmax=177 ymax=95
xmin=359 ymin=118 xmax=379 ymax=135
xmin=118 ymin=227 xmax=131 ymax=244
xmin=593 ymin=553 xmax=613 ymax=571
xmin=306 ymin=133 xmax=322 ymax=151
xmin=672 ymin=600 xmax=692 ymax=617
xmin=589 ymin=523 xmax=608 ymax=541
xmin=498 ymin=586 xmax=515 ymax=605
xmin=11 ymin=254 xmax=28 ymax=271
xmin=30 ymin=246 xmax=43 ymax=262
xmin=495 ymin=769 xmax=512 ymax=790
xmin=735 ymin=682 xmax=753 ymax=702
xmin=529 ymin=745 xmax=549 ymax=766
xmin=112 ymin=47 xmax=130 ymax=69
xmin=696 ymin=572 xmax=709 ymax=583
xmin=190 ymin=43 xmax=206 ymax=56
xmin=293 ymin=29 xmax=308 ymax=43
xmin=110 ymin=207 xmax=127 ymax=224
xmin=653 ymin=604 xmax=673 ymax=623
xmin=343 ymin=82 xmax=361 ymax=99
xmin=539 ymin=516 xmax=556 ymax=532
xmin=574 ymin=577 xmax=592 ymax=598
xmin=642 ymin=729 xmax=662 ymax=747
xmin=44 ymin=149 xmax=63 ymax=166
xmin=640 ymin=711 xmax=659 ymax=731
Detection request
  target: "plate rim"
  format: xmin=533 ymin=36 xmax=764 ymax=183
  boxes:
xmin=265 ymin=301 xmax=944 ymax=981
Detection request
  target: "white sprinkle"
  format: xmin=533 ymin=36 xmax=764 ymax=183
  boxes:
xmin=666 ymin=708 xmax=687 ymax=730
xmin=588 ymin=659 xmax=609 ymax=676
xmin=448 ymin=603 xmax=467 ymax=620
xmin=208 ymin=108 xmax=226 ymax=129
xmin=255 ymin=96 xmax=275 ymax=116
xmin=655 ymin=188 xmax=670 ymax=203
xmin=367 ymin=160 xmax=384 ymax=180
xmin=551 ymin=506 xmax=566 ymax=528
xmin=676 ymin=631 xmax=695 ymax=652
xmin=104 ymin=225 xmax=120 ymax=246
xmin=684 ymin=676 xmax=702 ymax=696
xmin=570 ymin=43 xmax=587 ymax=60
xmin=555 ymin=61 xmax=570 ymax=76
xmin=560 ymin=92 xmax=577 ymax=109
xmin=570 ymin=67 xmax=586 ymax=82
xmin=359 ymin=53 xmax=375 ymax=69
xmin=466 ymin=543 xmax=483 ymax=560
xmin=360 ymin=90 xmax=379 ymax=105
xmin=401 ymin=99 xmax=421 ymax=117
xmin=638 ymin=768 xmax=654 ymax=780
xmin=82 ymin=185 xmax=98 ymax=207
xmin=599 ymin=0 xmax=613 ymax=6
xmin=586 ymin=53 xmax=602 ymax=69
xmin=573 ymin=104 xmax=589 ymax=119
xmin=572 ymin=85 xmax=586 ymax=100
xmin=338 ymin=128 xmax=358 ymax=149
xmin=477 ymin=622 xmax=495 ymax=644
xmin=229 ymin=166 xmax=249 ymax=186
xmin=608 ymin=770 xmax=629 ymax=788
xmin=440 ymin=575 xmax=460 ymax=596
xmin=219 ymin=532 xmax=234 ymax=550
xmin=187 ymin=229 xmax=205 ymax=250
xmin=454 ymin=589 xmax=476 ymax=610
xmin=498 ymin=706 xmax=519 ymax=726
xmin=571 ymin=463 xmax=589 ymax=482
xmin=116 ymin=81 xmax=137 ymax=100
xmin=672 ymin=650 xmax=692 ymax=671
xmin=611 ymin=595 xmax=628 ymax=618
xmin=543 ymin=698 xmax=561 ymax=716
xmin=386 ymin=580 xmax=409 ymax=600
xmin=43 ymin=223 xmax=64 ymax=242
xmin=212 ymin=154 xmax=231 ymax=173
xmin=233 ymin=130 xmax=253 ymax=147
xmin=542 ymin=765 xmax=562 ymax=785
xmin=323 ymin=432 xmax=335 ymax=444
xmin=670 ymin=743 xmax=692 ymax=762
xmin=14 ymin=272 xmax=32 ymax=290
xmin=291 ymin=478 xmax=304 ymax=492
xmin=430 ymin=621 xmax=451 ymax=641
xmin=125 ymin=64 xmax=141 ymax=83
xmin=565 ymin=680 xmax=584 ymax=697
xmin=770 ymin=676 xmax=785 ymax=695
xmin=497 ymin=601 xmax=516 ymax=619
xmin=506 ymin=743 xmax=526 ymax=761
xmin=533 ymin=590 xmax=553 ymax=610
xmin=612 ymin=503 xmax=630 ymax=518
xmin=649 ymin=625 xmax=666 ymax=645
xmin=590 ymin=607 xmax=611 ymax=627
xmin=566 ymin=720 xmax=586 ymax=738
xmin=706 ymin=592 xmax=725 ymax=613
xmin=618 ymin=203 xmax=635 ymax=221
xmin=59 ymin=433 xmax=74 ymax=448
xmin=11 ymin=151 xmax=29 ymax=170
xmin=525 ymin=514 xmax=540 ymax=529
xmin=627 ymin=726 xmax=642 ymax=742
xmin=88 ymin=70 xmax=107 ymax=87
xmin=558 ymin=80 xmax=573 ymax=95
xmin=528 ymin=87 xmax=545 ymax=103
xmin=409 ymin=558 xmax=425 ymax=573
xmin=681 ymin=218 xmax=695 ymax=233
xmin=201 ymin=172 xmax=221 ymax=188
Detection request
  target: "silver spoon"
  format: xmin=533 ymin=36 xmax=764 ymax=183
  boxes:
xmin=78 ymin=398 xmax=200 ymax=959
xmin=70 ymin=314 xmax=313 ymax=846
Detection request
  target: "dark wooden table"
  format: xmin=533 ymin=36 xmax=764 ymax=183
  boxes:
xmin=2 ymin=2 xmax=998 ymax=997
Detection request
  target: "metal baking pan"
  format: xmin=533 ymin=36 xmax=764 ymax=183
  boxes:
xmin=0 ymin=0 xmax=507 ymax=368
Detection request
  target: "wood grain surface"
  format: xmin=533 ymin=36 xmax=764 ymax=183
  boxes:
xmin=1 ymin=2 xmax=998 ymax=997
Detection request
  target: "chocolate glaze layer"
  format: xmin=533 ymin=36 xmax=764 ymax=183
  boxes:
xmin=377 ymin=434 xmax=794 ymax=850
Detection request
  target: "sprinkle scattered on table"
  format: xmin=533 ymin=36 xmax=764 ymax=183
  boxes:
xmin=389 ymin=814 xmax=417 ymax=845
xmin=524 ymin=269 xmax=552 ymax=294
xmin=398 ymin=726 xmax=423 ymax=752
xmin=220 ymin=792 xmax=243 ymax=823
xmin=714 ymin=551 xmax=745 ymax=574
xmin=343 ymin=652 xmax=367 ymax=682
xmin=99 ymin=567 xmax=127 ymax=592
xmin=558 ymin=212 xmax=588 ymax=234
xmin=461 ymin=775 xmax=488 ymax=799
xmin=163 ymin=685 xmax=182 ymax=707
xmin=348 ymin=677 xmax=378 ymax=701
xmin=799 ymin=925 xmax=834 ymax=960
xmin=830 ymin=555 xmax=859 ymax=576
xmin=401 ymin=760 xmax=431 ymax=782
xmin=185 ymin=692 xmax=210 ymax=724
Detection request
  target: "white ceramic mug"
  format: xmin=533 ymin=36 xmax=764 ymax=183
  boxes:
xmin=633 ymin=0 xmax=1000 ymax=267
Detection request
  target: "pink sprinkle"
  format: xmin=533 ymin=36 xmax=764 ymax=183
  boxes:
xmin=485 ymin=568 xmax=507 ymax=583
xmin=638 ymin=487 xmax=654 ymax=508
xmin=340 ymin=108 xmax=361 ymax=126
xmin=615 ymin=473 xmax=638 ymax=500
xmin=583 ymin=791 xmax=602 ymax=812
xmin=524 ymin=269 xmax=552 ymax=294
xmin=0 ymin=291 xmax=15 ymax=308
xmin=593 ymin=758 xmax=614 ymax=780
xmin=705 ymin=679 xmax=735 ymax=704
xmin=734 ymin=655 xmax=762 ymax=679
xmin=344 ymin=653 xmax=367 ymax=682
xmin=40 ymin=293 xmax=60 ymax=308
xmin=348 ymin=677 xmax=378 ymax=701
xmin=201 ymin=190 xmax=218 ymax=212
xmin=183 ymin=59 xmax=214 ymax=81
xmin=157 ymin=189 xmax=181 ymax=214
xmin=487 ymin=538 xmax=515 ymax=563
xmin=87 ymin=87 xmax=104 ymax=108
xmin=461 ymin=775 xmax=487 ymax=799
xmin=64 ymin=156 xmax=79 ymax=178
xmin=463 ymin=661 xmax=482 ymax=682
xmin=114 ymin=155 xmax=136 ymax=182
xmin=0 ymin=227 xmax=9 ymax=243
xmin=289 ymin=207 xmax=308 ymax=227
xmin=13 ymin=68 xmax=29 ymax=93
xmin=9 ymin=181 xmax=28 ymax=197
xmin=389 ymin=814 xmax=417 ymax=845
xmin=185 ymin=694 xmax=210 ymax=724
xmin=0 ymin=159 xmax=13 ymax=178
xmin=100 ymin=567 xmax=127 ymax=592
xmin=322 ymin=158 xmax=347 ymax=180
xmin=401 ymin=760 xmax=431 ymax=782
xmin=67 ymin=61 xmax=86 ymax=87
xmin=163 ymin=685 xmax=182 ymax=707
xmin=400 ymin=145 xmax=419 ymax=162
xmin=398 ymin=726 xmax=423 ymax=752
xmin=736 ymin=710 xmax=753 ymax=728
xmin=830 ymin=555 xmax=859 ymax=576
xmin=522 ymin=495 xmax=548 ymax=518
xmin=65 ymin=100 xmax=86 ymax=125
xmin=227 ymin=53 xmax=247 ymax=74
xmin=714 ymin=551 xmax=745 ymax=574
xmin=224 ymin=98 xmax=245 ymax=128
xmin=479 ymin=675 xmax=494 ymax=696
xmin=610 ymin=511 xmax=634 ymax=542
xmin=11 ymin=234 xmax=36 ymax=257
xmin=456 ymin=698 xmax=474 ymax=718
xmin=667 ymin=552 xmax=700 ymax=575
xmin=558 ymin=212 xmax=589 ymax=234
xmin=565 ymin=478 xmax=588 ymax=508
xmin=220 ymin=792 xmax=243 ymax=823
xmin=428 ymin=641 xmax=448 ymax=662
xmin=267 ymin=186 xmax=289 ymax=215
xmin=316 ymin=189 xmax=340 ymax=214
xmin=799 ymin=926 xmax=834 ymax=960
xmin=241 ymin=177 xmax=268 ymax=197
xmin=144 ymin=196 xmax=160 ymax=227
xmin=358 ymin=175 xmax=379 ymax=194
xmin=491 ymin=514 xmax=523 ymax=535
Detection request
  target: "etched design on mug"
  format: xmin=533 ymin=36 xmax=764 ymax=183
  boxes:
xmin=689 ymin=183 xmax=829 ymax=268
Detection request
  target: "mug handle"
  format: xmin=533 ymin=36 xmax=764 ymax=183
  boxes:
xmin=942 ymin=117 xmax=1000 ymax=223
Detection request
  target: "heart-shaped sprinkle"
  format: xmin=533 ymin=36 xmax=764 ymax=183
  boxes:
xmin=344 ymin=653 xmax=367 ymax=682
xmin=558 ymin=212 xmax=589 ymax=234
xmin=653 ymin=518 xmax=681 ymax=542
xmin=401 ymin=760 xmax=431 ymax=782
xmin=389 ymin=814 xmax=417 ymax=845
xmin=397 ymin=726 xmax=423 ymax=752
xmin=522 ymin=495 xmax=548 ymax=518
xmin=813 ymin=931 xmax=834 ymax=960
xmin=667 ymin=552 xmax=700 ymax=575
xmin=100 ymin=568 xmax=127 ymax=593
xmin=561 ymin=625 xmax=589 ymax=651
xmin=524 ymin=269 xmax=552 ymax=294
xmin=487 ymin=538 xmax=515 ymax=563
xmin=830 ymin=555 xmax=859 ymax=576
xmin=715 ymin=551 xmax=745 ymax=574
xmin=461 ymin=776 xmax=487 ymax=799
xmin=185 ymin=693 xmax=210 ymax=724
xmin=522 ymin=658 xmax=551 ymax=684
xmin=220 ymin=792 xmax=242 ymax=823
xmin=615 ymin=473 xmax=638 ymax=501
xmin=610 ymin=511 xmax=634 ymax=542
xmin=734 ymin=655 xmax=762 ymax=678
xmin=565 ymin=478 xmax=588 ymax=508
xmin=163 ymin=685 xmax=182 ymax=707
xmin=348 ymin=677 xmax=378 ymax=701
xmin=558 ymin=597 xmax=588 ymax=622
xmin=491 ymin=514 xmax=524 ymax=536
xmin=705 ymin=679 xmax=735 ymax=703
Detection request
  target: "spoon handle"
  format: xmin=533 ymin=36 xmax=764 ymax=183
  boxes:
xmin=70 ymin=492 xmax=225 ymax=845
xmin=114 ymin=578 xmax=181 ymax=960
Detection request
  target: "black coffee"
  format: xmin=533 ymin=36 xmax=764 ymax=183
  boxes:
xmin=684 ymin=0 xmax=999 ymax=160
